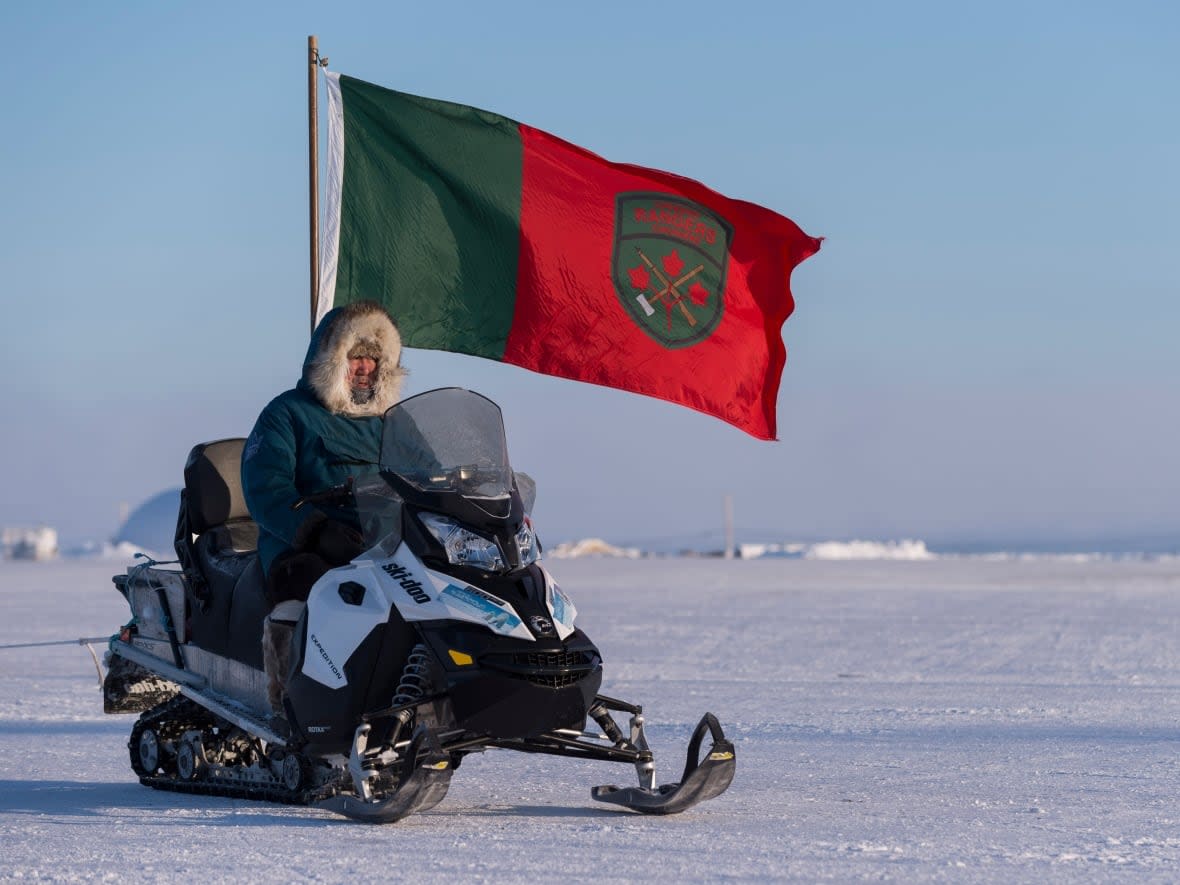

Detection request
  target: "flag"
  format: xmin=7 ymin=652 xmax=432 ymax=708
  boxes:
xmin=318 ymin=73 xmax=821 ymax=440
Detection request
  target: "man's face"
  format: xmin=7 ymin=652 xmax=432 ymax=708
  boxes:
xmin=348 ymin=356 xmax=378 ymax=390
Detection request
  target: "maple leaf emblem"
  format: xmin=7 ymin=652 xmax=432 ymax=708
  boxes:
xmin=662 ymin=250 xmax=684 ymax=278
xmin=628 ymin=265 xmax=650 ymax=290
xmin=688 ymin=282 xmax=710 ymax=306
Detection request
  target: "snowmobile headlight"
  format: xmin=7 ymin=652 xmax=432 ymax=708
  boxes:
xmin=418 ymin=512 xmax=506 ymax=572
xmin=515 ymin=521 xmax=540 ymax=566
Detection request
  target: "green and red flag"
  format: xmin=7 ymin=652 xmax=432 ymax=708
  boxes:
xmin=318 ymin=72 xmax=820 ymax=440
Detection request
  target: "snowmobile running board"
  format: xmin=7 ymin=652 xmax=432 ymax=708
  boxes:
xmin=174 ymin=685 xmax=290 ymax=747
xmin=109 ymin=640 xmax=290 ymax=746
xmin=591 ymin=713 xmax=736 ymax=815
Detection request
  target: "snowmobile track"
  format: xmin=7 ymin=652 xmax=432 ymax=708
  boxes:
xmin=128 ymin=696 xmax=344 ymax=808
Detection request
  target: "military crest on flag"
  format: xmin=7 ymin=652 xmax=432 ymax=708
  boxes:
xmin=612 ymin=194 xmax=733 ymax=349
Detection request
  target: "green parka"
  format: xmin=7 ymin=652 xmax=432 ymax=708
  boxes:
xmin=242 ymin=302 xmax=405 ymax=575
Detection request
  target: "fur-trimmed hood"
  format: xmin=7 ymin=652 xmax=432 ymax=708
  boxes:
xmin=299 ymin=301 xmax=406 ymax=417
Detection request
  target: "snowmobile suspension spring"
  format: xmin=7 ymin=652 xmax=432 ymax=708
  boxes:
xmin=392 ymin=644 xmax=431 ymax=706
xmin=589 ymin=702 xmax=627 ymax=747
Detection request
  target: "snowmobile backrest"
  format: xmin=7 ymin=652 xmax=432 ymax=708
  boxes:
xmin=179 ymin=438 xmax=258 ymax=555
xmin=175 ymin=437 xmax=258 ymax=619
xmin=183 ymin=438 xmax=252 ymax=535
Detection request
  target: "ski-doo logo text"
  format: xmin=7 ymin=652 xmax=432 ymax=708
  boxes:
xmin=382 ymin=562 xmax=430 ymax=604
xmin=309 ymin=634 xmax=343 ymax=682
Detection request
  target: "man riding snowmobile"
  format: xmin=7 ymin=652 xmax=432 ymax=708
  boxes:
xmin=241 ymin=300 xmax=407 ymax=715
xmin=101 ymin=305 xmax=735 ymax=823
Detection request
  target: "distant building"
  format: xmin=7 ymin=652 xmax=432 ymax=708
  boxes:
xmin=1 ymin=526 xmax=59 ymax=561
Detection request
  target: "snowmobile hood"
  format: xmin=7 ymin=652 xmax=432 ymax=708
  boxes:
xmin=298 ymin=301 xmax=406 ymax=417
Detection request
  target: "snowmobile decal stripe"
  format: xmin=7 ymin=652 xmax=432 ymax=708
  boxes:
xmin=440 ymin=584 xmax=522 ymax=631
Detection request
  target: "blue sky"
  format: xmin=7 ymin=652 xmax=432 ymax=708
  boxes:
xmin=2 ymin=1 xmax=1177 ymax=550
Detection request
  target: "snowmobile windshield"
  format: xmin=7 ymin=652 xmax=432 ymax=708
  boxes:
xmin=379 ymin=388 xmax=513 ymax=502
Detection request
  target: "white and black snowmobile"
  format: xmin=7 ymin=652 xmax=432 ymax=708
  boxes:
xmin=102 ymin=387 xmax=735 ymax=822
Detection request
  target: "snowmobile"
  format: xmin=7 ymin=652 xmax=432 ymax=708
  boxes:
xmin=102 ymin=387 xmax=735 ymax=822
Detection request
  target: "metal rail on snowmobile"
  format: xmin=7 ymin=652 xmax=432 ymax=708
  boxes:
xmin=109 ymin=639 xmax=206 ymax=691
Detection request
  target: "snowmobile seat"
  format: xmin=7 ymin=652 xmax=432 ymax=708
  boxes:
xmin=175 ymin=438 xmax=266 ymax=668
xmin=227 ymin=557 xmax=268 ymax=670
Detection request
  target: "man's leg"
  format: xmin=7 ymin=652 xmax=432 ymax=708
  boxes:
xmin=262 ymin=552 xmax=331 ymax=715
xmin=262 ymin=600 xmax=306 ymax=714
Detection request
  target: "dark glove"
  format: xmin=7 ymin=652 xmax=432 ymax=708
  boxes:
xmin=294 ymin=510 xmax=366 ymax=566
xmin=293 ymin=510 xmax=328 ymax=552
xmin=317 ymin=519 xmax=366 ymax=565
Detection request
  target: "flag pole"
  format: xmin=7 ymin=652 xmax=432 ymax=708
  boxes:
xmin=308 ymin=35 xmax=321 ymax=334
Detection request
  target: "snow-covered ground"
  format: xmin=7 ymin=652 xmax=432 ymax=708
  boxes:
xmin=2 ymin=556 xmax=1180 ymax=882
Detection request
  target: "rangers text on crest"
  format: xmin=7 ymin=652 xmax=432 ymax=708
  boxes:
xmin=633 ymin=201 xmax=719 ymax=246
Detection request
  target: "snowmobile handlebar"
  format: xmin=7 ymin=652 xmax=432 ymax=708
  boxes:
xmin=291 ymin=477 xmax=355 ymax=511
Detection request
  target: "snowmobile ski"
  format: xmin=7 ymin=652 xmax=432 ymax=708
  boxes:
xmin=591 ymin=713 xmax=736 ymax=815
xmin=316 ymin=725 xmax=453 ymax=823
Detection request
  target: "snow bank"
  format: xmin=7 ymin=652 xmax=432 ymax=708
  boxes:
xmin=740 ymin=539 xmax=936 ymax=561
xmin=547 ymin=537 xmax=642 ymax=559
xmin=62 ymin=540 xmax=169 ymax=562
xmin=806 ymin=538 xmax=936 ymax=560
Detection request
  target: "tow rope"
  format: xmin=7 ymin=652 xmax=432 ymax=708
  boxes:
xmin=0 ymin=635 xmax=113 ymax=686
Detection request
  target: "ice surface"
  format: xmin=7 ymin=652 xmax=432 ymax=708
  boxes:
xmin=2 ymin=556 xmax=1180 ymax=882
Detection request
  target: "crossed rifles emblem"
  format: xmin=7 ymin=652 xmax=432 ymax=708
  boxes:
xmin=632 ymin=247 xmax=706 ymax=328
